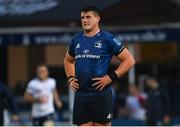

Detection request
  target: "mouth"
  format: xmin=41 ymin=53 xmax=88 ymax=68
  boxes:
xmin=83 ymin=23 xmax=90 ymax=26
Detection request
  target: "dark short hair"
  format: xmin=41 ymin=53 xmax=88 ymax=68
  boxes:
xmin=81 ymin=5 xmax=100 ymax=16
xmin=37 ymin=63 xmax=48 ymax=70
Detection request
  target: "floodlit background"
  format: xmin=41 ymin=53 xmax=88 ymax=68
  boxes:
xmin=0 ymin=0 xmax=180 ymax=126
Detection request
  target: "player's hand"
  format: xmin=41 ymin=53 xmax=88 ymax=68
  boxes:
xmin=69 ymin=78 xmax=79 ymax=92
xmin=56 ymin=101 xmax=63 ymax=109
xmin=92 ymin=75 xmax=112 ymax=91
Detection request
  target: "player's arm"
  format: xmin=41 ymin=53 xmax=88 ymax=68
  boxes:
xmin=24 ymin=92 xmax=47 ymax=104
xmin=64 ymin=52 xmax=79 ymax=91
xmin=64 ymin=52 xmax=75 ymax=78
xmin=53 ymin=89 xmax=63 ymax=109
xmin=114 ymin=48 xmax=135 ymax=77
xmin=93 ymin=48 xmax=135 ymax=91
xmin=24 ymin=92 xmax=38 ymax=103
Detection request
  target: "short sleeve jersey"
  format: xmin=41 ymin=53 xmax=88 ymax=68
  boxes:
xmin=26 ymin=77 xmax=56 ymax=117
xmin=68 ymin=30 xmax=125 ymax=96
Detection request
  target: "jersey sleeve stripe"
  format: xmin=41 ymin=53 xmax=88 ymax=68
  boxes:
xmin=68 ymin=50 xmax=75 ymax=57
xmin=114 ymin=46 xmax=125 ymax=56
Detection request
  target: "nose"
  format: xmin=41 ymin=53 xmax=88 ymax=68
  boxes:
xmin=83 ymin=16 xmax=89 ymax=22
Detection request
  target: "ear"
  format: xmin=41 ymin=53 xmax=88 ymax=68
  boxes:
xmin=97 ymin=16 xmax=100 ymax=23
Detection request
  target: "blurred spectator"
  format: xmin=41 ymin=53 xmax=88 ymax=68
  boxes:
xmin=145 ymin=77 xmax=171 ymax=126
xmin=24 ymin=64 xmax=63 ymax=126
xmin=126 ymin=85 xmax=147 ymax=121
xmin=112 ymin=81 xmax=128 ymax=119
xmin=0 ymin=82 xmax=19 ymax=126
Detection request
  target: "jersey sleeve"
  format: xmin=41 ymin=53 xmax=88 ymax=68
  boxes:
xmin=68 ymin=39 xmax=75 ymax=57
xmin=51 ymin=79 xmax=56 ymax=91
xmin=26 ymin=81 xmax=34 ymax=95
xmin=108 ymin=36 xmax=125 ymax=56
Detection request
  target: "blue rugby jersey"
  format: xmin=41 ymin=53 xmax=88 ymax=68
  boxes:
xmin=68 ymin=30 xmax=125 ymax=96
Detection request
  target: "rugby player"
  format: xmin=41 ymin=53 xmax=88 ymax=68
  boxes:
xmin=64 ymin=6 xmax=135 ymax=126
xmin=24 ymin=64 xmax=62 ymax=126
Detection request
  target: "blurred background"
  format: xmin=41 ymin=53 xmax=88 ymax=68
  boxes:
xmin=0 ymin=0 xmax=180 ymax=126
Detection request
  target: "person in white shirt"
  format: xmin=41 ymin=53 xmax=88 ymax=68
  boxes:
xmin=24 ymin=64 xmax=63 ymax=126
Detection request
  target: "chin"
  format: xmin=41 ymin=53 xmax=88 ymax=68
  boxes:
xmin=84 ymin=27 xmax=92 ymax=32
xmin=82 ymin=26 xmax=91 ymax=31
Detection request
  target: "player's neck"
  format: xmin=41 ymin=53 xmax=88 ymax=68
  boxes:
xmin=38 ymin=77 xmax=48 ymax=81
xmin=84 ymin=27 xmax=100 ymax=37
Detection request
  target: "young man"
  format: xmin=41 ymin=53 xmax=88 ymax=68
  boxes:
xmin=64 ymin=6 xmax=135 ymax=126
xmin=24 ymin=64 xmax=63 ymax=126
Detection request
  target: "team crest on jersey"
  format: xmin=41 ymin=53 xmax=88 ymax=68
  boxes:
xmin=75 ymin=43 xmax=80 ymax=49
xmin=95 ymin=40 xmax=102 ymax=49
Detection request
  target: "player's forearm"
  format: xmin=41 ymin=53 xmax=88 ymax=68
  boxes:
xmin=55 ymin=98 xmax=62 ymax=105
xmin=115 ymin=55 xmax=135 ymax=77
xmin=53 ymin=90 xmax=62 ymax=106
xmin=64 ymin=60 xmax=75 ymax=77
xmin=24 ymin=93 xmax=39 ymax=104
xmin=55 ymin=99 xmax=62 ymax=109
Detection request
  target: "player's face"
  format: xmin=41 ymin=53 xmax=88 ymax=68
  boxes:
xmin=81 ymin=11 xmax=100 ymax=31
xmin=37 ymin=66 xmax=49 ymax=80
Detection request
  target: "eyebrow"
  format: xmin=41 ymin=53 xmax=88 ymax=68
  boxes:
xmin=81 ymin=15 xmax=91 ymax=18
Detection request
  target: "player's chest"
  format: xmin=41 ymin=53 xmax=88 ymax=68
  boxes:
xmin=33 ymin=83 xmax=52 ymax=94
xmin=74 ymin=39 xmax=107 ymax=55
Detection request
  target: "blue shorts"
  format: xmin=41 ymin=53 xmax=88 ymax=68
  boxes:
xmin=73 ymin=91 xmax=113 ymax=125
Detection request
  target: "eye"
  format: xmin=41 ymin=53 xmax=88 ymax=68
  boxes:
xmin=81 ymin=16 xmax=84 ymax=19
xmin=86 ymin=16 xmax=91 ymax=19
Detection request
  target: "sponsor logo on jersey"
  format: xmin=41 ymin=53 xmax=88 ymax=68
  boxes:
xmin=75 ymin=54 xmax=100 ymax=59
xmin=83 ymin=49 xmax=89 ymax=53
